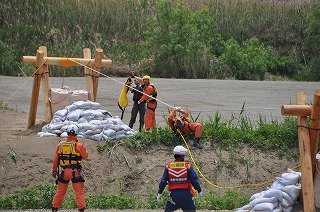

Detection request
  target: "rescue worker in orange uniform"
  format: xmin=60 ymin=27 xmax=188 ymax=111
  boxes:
xmin=157 ymin=145 xmax=203 ymax=212
xmin=168 ymin=107 xmax=203 ymax=149
xmin=51 ymin=124 xmax=89 ymax=212
xmin=138 ymin=75 xmax=157 ymax=130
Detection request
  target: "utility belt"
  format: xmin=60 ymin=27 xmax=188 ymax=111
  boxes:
xmin=57 ymin=164 xmax=85 ymax=184
xmin=147 ymin=101 xmax=157 ymax=111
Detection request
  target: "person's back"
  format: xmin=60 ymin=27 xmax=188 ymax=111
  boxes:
xmin=52 ymin=124 xmax=88 ymax=212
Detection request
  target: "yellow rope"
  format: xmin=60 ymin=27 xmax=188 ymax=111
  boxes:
xmin=178 ymin=132 xmax=301 ymax=189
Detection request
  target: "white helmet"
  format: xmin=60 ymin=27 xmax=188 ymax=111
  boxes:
xmin=173 ymin=145 xmax=188 ymax=156
xmin=67 ymin=124 xmax=79 ymax=135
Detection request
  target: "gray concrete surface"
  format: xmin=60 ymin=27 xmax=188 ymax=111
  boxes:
xmin=0 ymin=76 xmax=319 ymax=130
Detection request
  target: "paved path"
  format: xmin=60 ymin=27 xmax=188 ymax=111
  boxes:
xmin=0 ymin=76 xmax=318 ymax=129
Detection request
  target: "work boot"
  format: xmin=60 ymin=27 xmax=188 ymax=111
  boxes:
xmin=52 ymin=207 xmax=58 ymax=212
xmin=193 ymin=138 xmax=203 ymax=149
xmin=78 ymin=209 xmax=85 ymax=212
xmin=129 ymin=124 xmax=133 ymax=129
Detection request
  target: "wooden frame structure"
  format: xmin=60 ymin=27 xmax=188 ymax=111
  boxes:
xmin=281 ymin=90 xmax=320 ymax=212
xmin=22 ymin=46 xmax=112 ymax=128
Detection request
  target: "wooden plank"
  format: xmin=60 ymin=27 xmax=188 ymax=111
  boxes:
xmin=83 ymin=48 xmax=94 ymax=101
xmin=281 ymin=105 xmax=312 ymax=116
xmin=92 ymin=48 xmax=103 ymax=102
xmin=38 ymin=46 xmax=52 ymax=123
xmin=27 ymin=50 xmax=44 ymax=128
xmin=22 ymin=56 xmax=112 ymax=68
xmin=310 ymin=90 xmax=320 ymax=174
xmin=296 ymin=92 xmax=315 ymax=212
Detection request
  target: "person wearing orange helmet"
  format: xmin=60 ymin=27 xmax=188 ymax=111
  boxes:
xmin=168 ymin=107 xmax=203 ymax=149
xmin=51 ymin=124 xmax=88 ymax=212
xmin=138 ymin=75 xmax=157 ymax=130
xmin=157 ymin=145 xmax=202 ymax=212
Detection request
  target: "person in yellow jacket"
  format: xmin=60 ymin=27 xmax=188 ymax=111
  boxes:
xmin=51 ymin=124 xmax=88 ymax=212
xmin=138 ymin=75 xmax=157 ymax=130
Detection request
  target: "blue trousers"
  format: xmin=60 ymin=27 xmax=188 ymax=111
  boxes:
xmin=164 ymin=189 xmax=196 ymax=212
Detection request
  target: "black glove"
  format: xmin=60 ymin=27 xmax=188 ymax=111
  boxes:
xmin=52 ymin=171 xmax=57 ymax=178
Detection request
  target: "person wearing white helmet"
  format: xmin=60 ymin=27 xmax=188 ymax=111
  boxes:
xmin=51 ymin=124 xmax=88 ymax=212
xmin=157 ymin=145 xmax=203 ymax=212
xmin=138 ymin=75 xmax=157 ymax=130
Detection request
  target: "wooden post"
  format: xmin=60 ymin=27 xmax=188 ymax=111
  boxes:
xmin=296 ymin=92 xmax=315 ymax=212
xmin=310 ymin=90 xmax=320 ymax=174
xmin=93 ymin=48 xmax=103 ymax=102
xmin=38 ymin=46 xmax=52 ymax=123
xmin=27 ymin=50 xmax=44 ymax=128
xmin=83 ymin=48 xmax=94 ymax=101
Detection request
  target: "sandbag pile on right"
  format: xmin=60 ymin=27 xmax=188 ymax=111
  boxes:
xmin=236 ymin=169 xmax=301 ymax=212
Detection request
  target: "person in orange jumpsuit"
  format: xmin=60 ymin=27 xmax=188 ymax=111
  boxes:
xmin=51 ymin=124 xmax=89 ymax=212
xmin=168 ymin=107 xmax=203 ymax=149
xmin=138 ymin=75 xmax=157 ymax=130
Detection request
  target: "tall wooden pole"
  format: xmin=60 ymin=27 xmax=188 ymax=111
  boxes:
xmin=93 ymin=48 xmax=103 ymax=102
xmin=310 ymin=90 xmax=320 ymax=174
xmin=27 ymin=50 xmax=44 ymax=128
xmin=38 ymin=46 xmax=52 ymax=122
xmin=83 ymin=48 xmax=94 ymax=101
xmin=296 ymin=92 xmax=315 ymax=212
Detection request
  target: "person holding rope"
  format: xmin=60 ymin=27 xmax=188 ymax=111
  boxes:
xmin=138 ymin=75 xmax=157 ymax=130
xmin=168 ymin=107 xmax=203 ymax=149
xmin=128 ymin=75 xmax=146 ymax=131
xmin=157 ymin=145 xmax=203 ymax=212
xmin=51 ymin=124 xmax=88 ymax=212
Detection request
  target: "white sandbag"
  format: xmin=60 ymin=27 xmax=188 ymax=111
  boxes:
xmin=126 ymin=131 xmax=136 ymax=135
xmin=270 ymin=179 xmax=285 ymax=190
xmin=37 ymin=132 xmax=58 ymax=137
xmin=50 ymin=130 xmax=63 ymax=134
xmin=250 ymin=192 xmax=262 ymax=202
xmin=281 ymin=190 xmax=295 ymax=206
xmin=78 ymin=117 xmax=88 ymax=123
xmin=51 ymin=117 xmax=64 ymax=124
xmin=85 ymin=129 xmax=102 ymax=135
xmin=65 ymin=104 xmax=78 ymax=112
xmin=272 ymin=205 xmax=282 ymax=212
xmin=262 ymin=189 xmax=283 ymax=202
xmin=116 ymin=134 xmax=127 ymax=139
xmin=116 ymin=130 xmax=126 ymax=135
xmin=276 ymin=177 xmax=293 ymax=186
xmin=81 ymin=110 xmax=95 ymax=117
xmin=60 ymin=132 xmax=68 ymax=138
xmin=281 ymin=184 xmax=301 ymax=202
xmin=281 ymin=172 xmax=300 ymax=185
xmin=66 ymin=109 xmax=83 ymax=121
xmin=251 ymin=202 xmax=275 ymax=211
xmin=87 ymin=132 xmax=103 ymax=141
xmin=49 ymin=123 xmax=65 ymax=131
xmin=280 ymin=197 xmax=291 ymax=208
xmin=235 ymin=203 xmax=254 ymax=211
xmin=73 ymin=101 xmax=92 ymax=109
xmin=102 ymin=134 xmax=109 ymax=140
xmin=91 ymin=102 xmax=101 ymax=109
xmin=103 ymin=129 xmax=117 ymax=137
xmin=110 ymin=125 xmax=124 ymax=131
xmin=89 ymin=120 xmax=103 ymax=126
xmin=251 ymin=197 xmax=278 ymax=206
xmin=282 ymin=206 xmax=293 ymax=212
xmin=42 ymin=125 xmax=50 ymax=132
xmin=79 ymin=123 xmax=93 ymax=131
xmin=55 ymin=109 xmax=68 ymax=117
xmin=121 ymin=124 xmax=132 ymax=131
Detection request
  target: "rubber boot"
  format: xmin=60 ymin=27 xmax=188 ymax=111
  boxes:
xmin=78 ymin=209 xmax=85 ymax=212
xmin=129 ymin=123 xmax=133 ymax=129
xmin=193 ymin=138 xmax=203 ymax=149
xmin=52 ymin=207 xmax=58 ymax=212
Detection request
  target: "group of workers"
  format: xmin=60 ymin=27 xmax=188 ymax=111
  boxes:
xmin=51 ymin=74 xmax=203 ymax=212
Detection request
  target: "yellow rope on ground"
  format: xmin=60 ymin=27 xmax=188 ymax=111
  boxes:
xmin=178 ymin=132 xmax=301 ymax=189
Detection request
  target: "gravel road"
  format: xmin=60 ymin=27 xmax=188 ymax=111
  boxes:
xmin=0 ymin=76 xmax=319 ymax=129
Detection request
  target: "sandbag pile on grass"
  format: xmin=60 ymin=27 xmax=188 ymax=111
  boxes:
xmin=236 ymin=169 xmax=301 ymax=212
xmin=37 ymin=100 xmax=137 ymax=141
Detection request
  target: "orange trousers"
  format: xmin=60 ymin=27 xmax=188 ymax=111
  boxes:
xmin=144 ymin=103 xmax=156 ymax=130
xmin=52 ymin=168 xmax=86 ymax=210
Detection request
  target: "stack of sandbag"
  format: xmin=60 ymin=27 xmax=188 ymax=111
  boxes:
xmin=37 ymin=100 xmax=137 ymax=141
xmin=236 ymin=169 xmax=301 ymax=212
